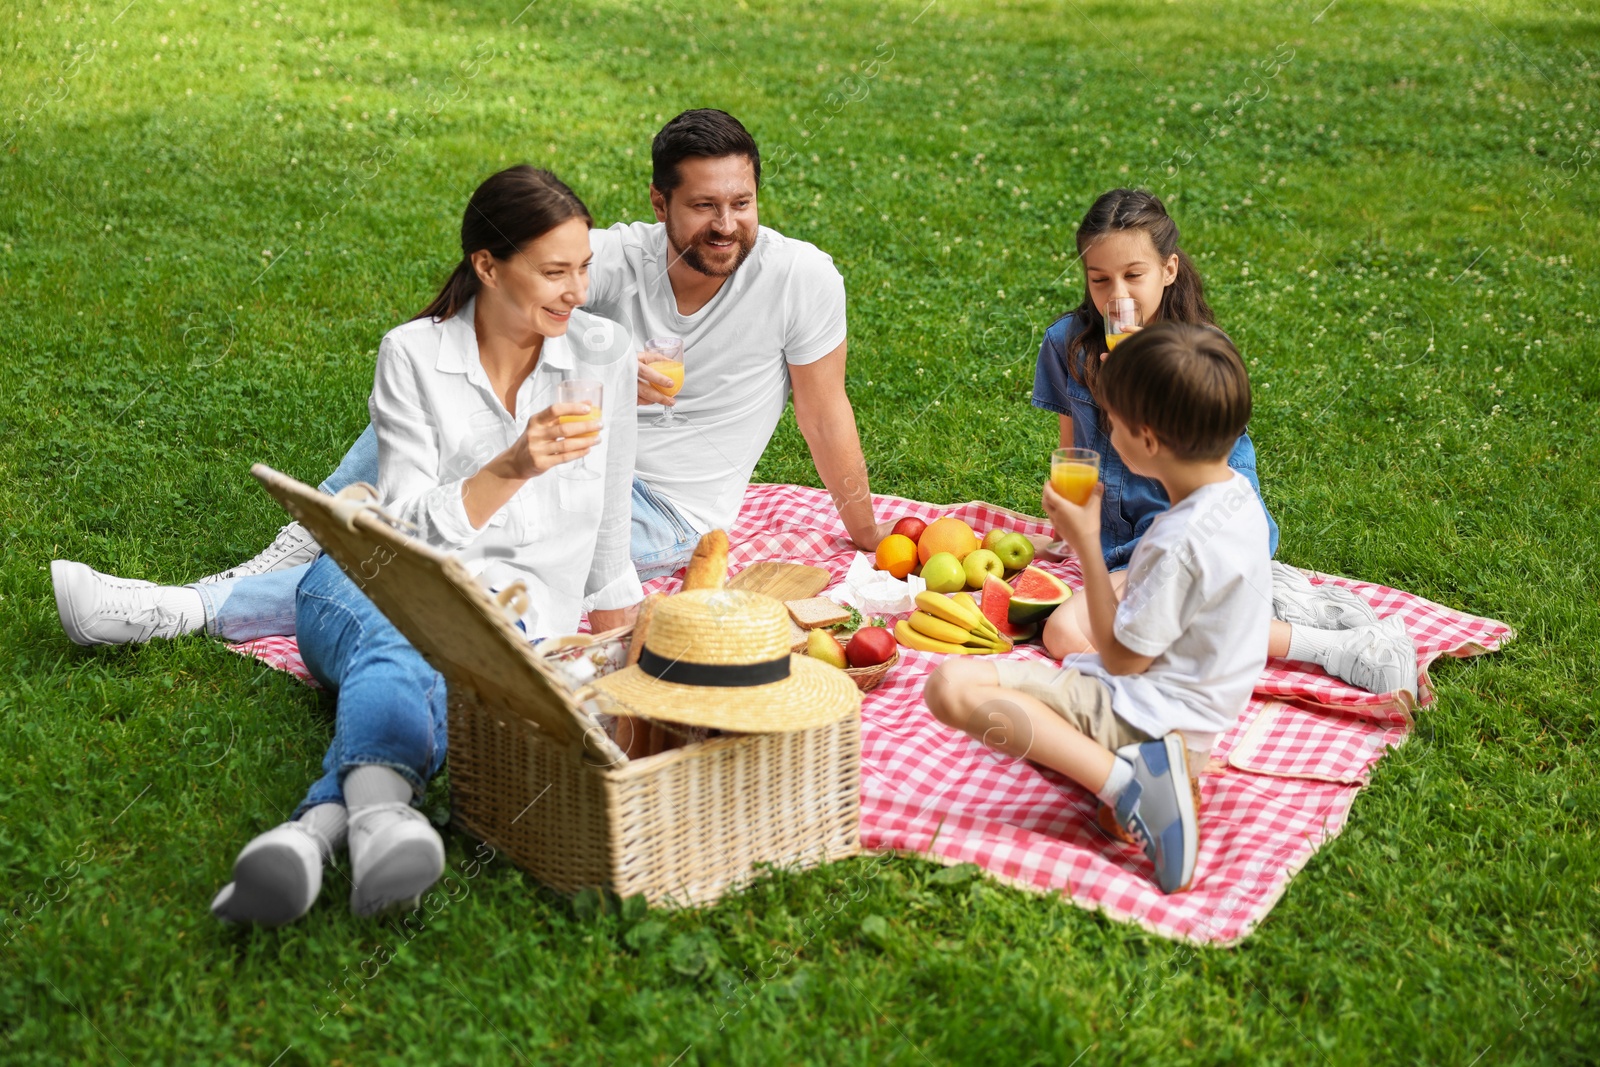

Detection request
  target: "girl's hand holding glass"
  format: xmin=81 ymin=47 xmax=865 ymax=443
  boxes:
xmin=508 ymin=402 xmax=600 ymax=479
xmin=1102 ymin=297 xmax=1143 ymax=360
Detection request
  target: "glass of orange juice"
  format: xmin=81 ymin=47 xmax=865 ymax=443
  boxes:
xmin=646 ymin=336 xmax=685 ymax=426
xmin=557 ymin=378 xmax=603 ymax=480
xmin=1104 ymin=298 xmax=1141 ymax=352
xmin=1050 ymin=447 xmax=1100 ymax=506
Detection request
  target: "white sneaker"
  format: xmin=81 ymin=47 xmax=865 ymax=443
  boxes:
xmin=1320 ymin=616 xmax=1419 ymax=698
xmin=51 ymin=560 xmax=206 ymax=646
xmin=197 ymin=521 xmax=321 ymax=584
xmin=347 ymin=802 xmax=444 ymax=918
xmin=1270 ymin=562 xmax=1380 ymax=631
xmin=210 ymin=821 xmax=335 ymax=927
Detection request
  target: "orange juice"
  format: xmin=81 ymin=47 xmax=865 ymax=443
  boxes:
xmin=655 ymin=360 xmax=685 ymax=397
xmin=1105 ymin=332 xmax=1130 ymax=351
xmin=1051 ymin=462 xmax=1098 ymax=505
xmin=559 ymin=407 xmax=602 ymax=439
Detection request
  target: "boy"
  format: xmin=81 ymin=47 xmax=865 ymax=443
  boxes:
xmin=924 ymin=322 xmax=1271 ymax=893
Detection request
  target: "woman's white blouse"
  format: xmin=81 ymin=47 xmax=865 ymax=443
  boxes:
xmin=369 ymin=299 xmax=643 ymax=637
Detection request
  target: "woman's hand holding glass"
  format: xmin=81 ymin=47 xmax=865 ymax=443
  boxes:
xmin=505 ymin=402 xmax=600 ymax=479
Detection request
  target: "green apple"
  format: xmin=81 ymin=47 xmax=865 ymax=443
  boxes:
xmin=992 ymin=532 xmax=1035 ymax=571
xmin=806 ymin=628 xmax=848 ymax=669
xmin=963 ymin=548 xmax=1004 ymax=589
xmin=921 ymin=552 xmax=967 ymax=594
xmin=981 ymin=528 xmax=1008 ymax=552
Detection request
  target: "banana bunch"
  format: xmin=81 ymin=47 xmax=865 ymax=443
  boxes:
xmin=895 ymin=592 xmax=1013 ymax=655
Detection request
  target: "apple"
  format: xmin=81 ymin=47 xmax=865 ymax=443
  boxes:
xmin=981 ymin=528 xmax=1008 ymax=552
xmin=963 ymin=548 xmax=1005 ymax=589
xmin=991 ymin=532 xmax=1035 ymax=571
xmin=846 ymin=626 xmax=897 ymax=668
xmin=891 ymin=516 xmax=928 ymax=544
xmin=921 ymin=552 xmax=966 ymax=594
xmin=806 ymin=628 xmax=848 ymax=670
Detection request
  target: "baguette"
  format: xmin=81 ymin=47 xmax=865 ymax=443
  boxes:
xmin=625 ymin=593 xmax=666 ymax=667
xmin=786 ymin=596 xmax=852 ymax=630
xmin=681 ymin=529 xmax=729 ymax=591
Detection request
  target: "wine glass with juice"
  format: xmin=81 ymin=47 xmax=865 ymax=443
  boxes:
xmin=646 ymin=336 xmax=685 ymax=426
xmin=556 ymin=378 xmax=603 ymax=480
xmin=1104 ymin=297 xmax=1141 ymax=351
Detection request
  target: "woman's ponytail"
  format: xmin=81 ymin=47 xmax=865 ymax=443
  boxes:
xmin=415 ymin=259 xmax=481 ymax=324
xmin=414 ymin=166 xmax=592 ymax=323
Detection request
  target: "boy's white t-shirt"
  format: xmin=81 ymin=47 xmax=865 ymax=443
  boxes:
xmin=584 ymin=221 xmax=848 ymax=534
xmin=1074 ymin=472 xmax=1273 ymax=755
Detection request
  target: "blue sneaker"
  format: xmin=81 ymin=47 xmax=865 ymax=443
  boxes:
xmin=1110 ymin=735 xmax=1198 ymax=894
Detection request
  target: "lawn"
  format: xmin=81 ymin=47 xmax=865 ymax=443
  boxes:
xmin=3 ymin=0 xmax=1598 ymax=1062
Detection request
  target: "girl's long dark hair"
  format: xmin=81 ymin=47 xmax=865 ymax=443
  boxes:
xmin=1064 ymin=188 xmax=1213 ymax=396
xmin=415 ymin=165 xmax=593 ymax=323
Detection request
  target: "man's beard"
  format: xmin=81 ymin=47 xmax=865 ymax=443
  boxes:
xmin=668 ymin=221 xmax=756 ymax=278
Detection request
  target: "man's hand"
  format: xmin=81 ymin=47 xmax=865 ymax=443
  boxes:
xmin=637 ymin=353 xmax=678 ymax=407
xmin=1041 ymin=479 xmax=1103 ymax=561
xmin=851 ymin=518 xmax=896 ymax=553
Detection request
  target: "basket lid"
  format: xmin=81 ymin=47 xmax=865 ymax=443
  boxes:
xmin=251 ymin=464 xmax=594 ymax=748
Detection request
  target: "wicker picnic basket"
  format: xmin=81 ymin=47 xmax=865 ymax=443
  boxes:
xmin=251 ymin=465 xmax=862 ymax=907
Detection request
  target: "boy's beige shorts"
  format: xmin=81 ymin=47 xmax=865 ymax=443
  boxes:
xmin=991 ymin=662 xmax=1152 ymax=752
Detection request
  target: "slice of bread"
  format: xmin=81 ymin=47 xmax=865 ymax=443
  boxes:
xmin=786 ymin=597 xmax=852 ymax=630
xmin=788 ymin=617 xmax=810 ymax=653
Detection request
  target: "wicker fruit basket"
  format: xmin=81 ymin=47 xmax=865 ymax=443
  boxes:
xmin=252 ymin=465 xmax=862 ymax=907
xmin=843 ymin=650 xmax=899 ymax=692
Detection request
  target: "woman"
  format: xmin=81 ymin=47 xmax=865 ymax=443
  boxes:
xmin=211 ymin=167 xmax=642 ymax=926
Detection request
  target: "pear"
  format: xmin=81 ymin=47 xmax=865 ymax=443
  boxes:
xmin=806 ymin=628 xmax=849 ymax=670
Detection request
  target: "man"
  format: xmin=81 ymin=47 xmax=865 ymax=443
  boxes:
xmin=52 ymin=109 xmax=886 ymax=646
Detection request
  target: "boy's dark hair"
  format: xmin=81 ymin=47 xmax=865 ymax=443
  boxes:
xmin=651 ymin=109 xmax=761 ymax=198
xmin=1093 ymin=322 xmax=1251 ymax=461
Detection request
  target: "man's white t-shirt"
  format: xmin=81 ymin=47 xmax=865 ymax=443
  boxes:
xmin=584 ymin=221 xmax=847 ymax=534
xmin=1075 ymin=472 xmax=1272 ymax=755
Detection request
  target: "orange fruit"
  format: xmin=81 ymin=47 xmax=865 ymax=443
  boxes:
xmin=875 ymin=534 xmax=918 ymax=579
xmin=917 ymin=517 xmax=980 ymax=564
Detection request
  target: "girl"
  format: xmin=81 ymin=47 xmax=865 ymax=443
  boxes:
xmin=210 ymin=167 xmax=642 ymax=926
xmin=1031 ymin=189 xmax=1416 ymax=696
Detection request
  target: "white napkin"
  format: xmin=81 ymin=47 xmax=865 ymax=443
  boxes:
xmin=825 ymin=552 xmax=927 ymax=616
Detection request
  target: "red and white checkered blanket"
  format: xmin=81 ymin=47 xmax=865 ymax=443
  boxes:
xmin=233 ymin=483 xmax=1512 ymax=945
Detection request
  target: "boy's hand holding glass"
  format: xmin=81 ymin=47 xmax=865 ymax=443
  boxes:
xmin=1044 ymin=447 xmax=1103 ymax=558
xmin=508 ymin=401 xmax=599 ymax=479
xmin=1042 ymin=477 xmax=1103 ymax=559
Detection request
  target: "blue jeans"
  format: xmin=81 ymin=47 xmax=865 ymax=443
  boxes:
xmin=631 ymin=476 xmax=699 ymax=582
xmin=292 ymin=554 xmax=448 ymax=817
xmin=191 ymin=424 xmax=382 ymax=639
xmin=197 ymin=424 xmax=698 ymax=639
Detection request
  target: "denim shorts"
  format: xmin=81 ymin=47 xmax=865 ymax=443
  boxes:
xmin=631 ymin=477 xmax=700 ymax=582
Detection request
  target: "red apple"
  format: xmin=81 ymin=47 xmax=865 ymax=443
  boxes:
xmin=890 ymin=516 xmax=928 ymax=545
xmin=846 ymin=626 xmax=897 ymax=668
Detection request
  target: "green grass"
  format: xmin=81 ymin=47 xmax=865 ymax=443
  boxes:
xmin=3 ymin=0 xmax=1599 ymax=1062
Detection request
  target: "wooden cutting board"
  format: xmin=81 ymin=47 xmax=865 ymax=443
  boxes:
xmin=727 ymin=561 xmax=832 ymax=603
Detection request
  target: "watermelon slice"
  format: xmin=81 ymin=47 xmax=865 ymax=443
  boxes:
xmin=981 ymin=574 xmax=1038 ymax=642
xmin=1008 ymin=566 xmax=1071 ymax=626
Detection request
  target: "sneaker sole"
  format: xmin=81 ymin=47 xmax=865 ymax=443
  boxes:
xmin=51 ymin=560 xmax=102 ymax=647
xmin=212 ymin=841 xmax=318 ymax=926
xmin=350 ymin=835 xmax=444 ymax=918
xmin=1162 ymin=735 xmax=1199 ymax=893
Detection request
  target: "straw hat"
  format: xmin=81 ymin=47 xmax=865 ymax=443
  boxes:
xmin=593 ymin=589 xmax=861 ymax=733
